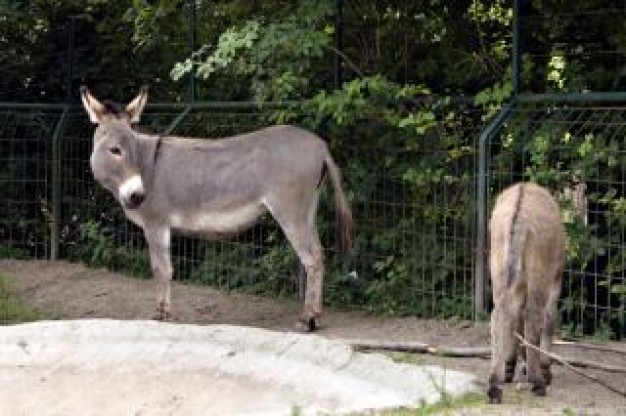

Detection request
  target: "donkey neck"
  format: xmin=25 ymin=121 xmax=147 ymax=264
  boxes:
xmin=134 ymin=131 xmax=162 ymax=194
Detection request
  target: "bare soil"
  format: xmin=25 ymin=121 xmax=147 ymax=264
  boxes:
xmin=2 ymin=259 xmax=625 ymax=415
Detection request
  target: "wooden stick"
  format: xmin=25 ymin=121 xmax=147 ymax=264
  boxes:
xmin=346 ymin=339 xmax=626 ymax=373
xmin=347 ymin=339 xmax=491 ymax=357
xmin=515 ymin=332 xmax=626 ymax=399
xmin=348 ymin=339 xmax=430 ymax=353
xmin=428 ymin=346 xmax=491 ymax=358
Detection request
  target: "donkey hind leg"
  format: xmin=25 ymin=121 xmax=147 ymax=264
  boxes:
xmin=278 ymin=222 xmax=323 ymax=331
xmin=488 ymin=299 xmax=522 ymax=404
xmin=297 ymin=231 xmax=324 ymax=332
xmin=265 ymin=191 xmax=324 ymax=332
xmin=540 ymin=282 xmax=561 ymax=386
xmin=505 ymin=313 xmax=524 ymax=383
xmin=525 ymin=287 xmax=550 ymax=396
xmin=145 ymin=227 xmax=173 ymax=320
xmin=299 ymin=188 xmax=324 ymax=331
xmin=297 ymin=262 xmax=307 ymax=303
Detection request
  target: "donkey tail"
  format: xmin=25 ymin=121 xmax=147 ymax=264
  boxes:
xmin=504 ymin=184 xmax=527 ymax=287
xmin=323 ymin=151 xmax=354 ymax=255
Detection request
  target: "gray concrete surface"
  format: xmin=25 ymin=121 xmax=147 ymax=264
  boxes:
xmin=0 ymin=320 xmax=480 ymax=415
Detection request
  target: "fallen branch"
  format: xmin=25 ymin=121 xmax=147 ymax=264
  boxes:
xmin=349 ymin=339 xmax=491 ymax=357
xmin=515 ymin=332 xmax=626 ymax=399
xmin=348 ymin=339 xmax=430 ymax=353
xmin=428 ymin=346 xmax=492 ymax=358
xmin=346 ymin=339 xmax=626 ymax=373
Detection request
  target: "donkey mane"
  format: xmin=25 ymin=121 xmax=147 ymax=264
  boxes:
xmin=103 ymin=100 xmax=124 ymax=117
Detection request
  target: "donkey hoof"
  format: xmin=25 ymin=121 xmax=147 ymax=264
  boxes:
xmin=153 ymin=312 xmax=170 ymax=321
xmin=541 ymin=367 xmax=553 ymax=386
xmin=487 ymin=386 xmax=502 ymax=404
xmin=543 ymin=374 xmax=552 ymax=386
xmin=154 ymin=307 xmax=171 ymax=321
xmin=294 ymin=317 xmax=317 ymax=333
xmin=504 ymin=360 xmax=517 ymax=383
xmin=531 ymin=383 xmax=547 ymax=397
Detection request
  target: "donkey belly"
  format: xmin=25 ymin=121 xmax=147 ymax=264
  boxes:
xmin=169 ymin=202 xmax=266 ymax=239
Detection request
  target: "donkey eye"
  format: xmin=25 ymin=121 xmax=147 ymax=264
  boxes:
xmin=109 ymin=146 xmax=122 ymax=156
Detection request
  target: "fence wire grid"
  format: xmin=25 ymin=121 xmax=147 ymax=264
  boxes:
xmin=0 ymin=99 xmax=624 ymax=338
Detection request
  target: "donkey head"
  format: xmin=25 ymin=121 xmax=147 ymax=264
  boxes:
xmin=81 ymin=86 xmax=149 ymax=210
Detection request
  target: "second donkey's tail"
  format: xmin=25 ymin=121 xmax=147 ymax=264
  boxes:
xmin=504 ymin=184 xmax=527 ymax=287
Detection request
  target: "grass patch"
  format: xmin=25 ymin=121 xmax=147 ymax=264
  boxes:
xmin=415 ymin=392 xmax=485 ymax=415
xmin=0 ymin=273 xmax=48 ymax=324
xmin=351 ymin=350 xmax=485 ymax=415
xmin=369 ymin=392 xmax=485 ymax=415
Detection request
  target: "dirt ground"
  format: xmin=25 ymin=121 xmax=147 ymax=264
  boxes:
xmin=1 ymin=259 xmax=625 ymax=415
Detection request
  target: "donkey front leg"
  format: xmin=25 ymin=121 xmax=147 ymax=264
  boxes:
xmin=145 ymin=227 xmax=172 ymax=320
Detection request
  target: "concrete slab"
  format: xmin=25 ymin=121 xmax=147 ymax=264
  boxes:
xmin=0 ymin=320 xmax=480 ymax=415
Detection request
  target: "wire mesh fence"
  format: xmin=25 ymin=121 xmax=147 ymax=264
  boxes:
xmin=0 ymin=105 xmax=64 ymax=259
xmin=0 ymin=98 xmax=624 ymax=337
xmin=478 ymin=96 xmax=626 ymax=338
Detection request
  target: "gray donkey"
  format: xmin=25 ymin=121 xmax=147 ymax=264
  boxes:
xmin=80 ymin=86 xmax=353 ymax=331
xmin=487 ymin=182 xmax=565 ymax=403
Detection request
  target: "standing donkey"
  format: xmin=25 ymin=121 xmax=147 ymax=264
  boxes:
xmin=487 ymin=182 xmax=565 ymax=403
xmin=80 ymin=86 xmax=353 ymax=331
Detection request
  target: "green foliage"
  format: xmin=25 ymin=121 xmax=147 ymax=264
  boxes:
xmin=0 ymin=245 xmax=29 ymax=260
xmin=3 ymin=0 xmax=626 ymax=102
xmin=187 ymin=223 xmax=298 ymax=298
xmin=171 ymin=0 xmax=334 ymax=101
xmin=71 ymin=220 xmax=151 ymax=278
xmin=474 ymin=79 xmax=513 ymax=118
xmin=171 ymin=21 xmax=261 ymax=82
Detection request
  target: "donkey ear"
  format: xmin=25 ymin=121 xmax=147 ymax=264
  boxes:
xmin=80 ymin=86 xmax=105 ymax=124
xmin=125 ymin=85 xmax=149 ymax=123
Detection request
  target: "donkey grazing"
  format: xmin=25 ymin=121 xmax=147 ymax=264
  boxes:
xmin=487 ymin=182 xmax=565 ymax=404
xmin=80 ymin=86 xmax=353 ymax=331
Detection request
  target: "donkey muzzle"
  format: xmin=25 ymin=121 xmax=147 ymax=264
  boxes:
xmin=128 ymin=191 xmax=145 ymax=208
xmin=119 ymin=175 xmax=146 ymax=209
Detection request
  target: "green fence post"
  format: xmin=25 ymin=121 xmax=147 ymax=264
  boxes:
xmin=474 ymin=101 xmax=515 ymax=320
xmin=187 ymin=0 xmax=197 ymax=102
xmin=512 ymin=0 xmax=521 ymax=95
xmin=50 ymin=106 xmax=69 ymax=260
